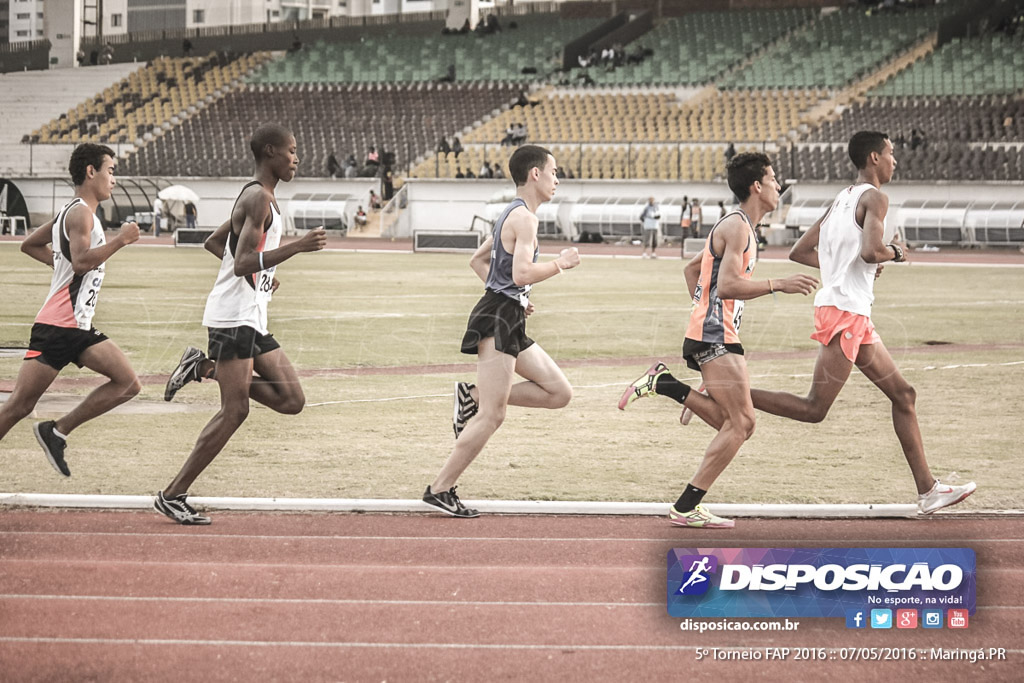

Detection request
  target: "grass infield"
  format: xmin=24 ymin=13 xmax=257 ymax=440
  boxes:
xmin=1 ymin=244 xmax=1022 ymax=508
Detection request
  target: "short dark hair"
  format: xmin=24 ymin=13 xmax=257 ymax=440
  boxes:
xmin=727 ymin=152 xmax=772 ymax=201
xmin=848 ymin=131 xmax=890 ymax=169
xmin=69 ymin=143 xmax=116 ymax=186
xmin=250 ymin=124 xmax=293 ymax=161
xmin=508 ymin=145 xmax=553 ymax=186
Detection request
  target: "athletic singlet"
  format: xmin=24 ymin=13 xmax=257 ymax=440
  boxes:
xmin=814 ymin=183 xmax=890 ymax=317
xmin=202 ymin=181 xmax=282 ymax=335
xmin=35 ymin=198 xmax=106 ymax=331
xmin=484 ymin=198 xmax=539 ymax=308
xmin=685 ymin=210 xmax=757 ymax=344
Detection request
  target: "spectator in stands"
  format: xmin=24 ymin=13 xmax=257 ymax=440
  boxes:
xmin=290 ymin=34 xmax=303 ymax=53
xmin=493 ymin=164 xmax=505 ymax=180
xmin=640 ymin=197 xmax=661 ymax=259
xmin=512 ymin=123 xmax=527 ymax=146
xmin=910 ymin=128 xmax=923 ymax=151
xmin=440 ymin=64 xmax=456 ymax=83
xmin=690 ymin=199 xmax=703 ymax=238
xmin=369 ymin=190 xmax=382 ymax=210
xmin=438 ymin=137 xmax=451 ymax=155
xmin=452 ymin=137 xmax=464 ymax=158
xmin=326 ymin=153 xmax=340 ymax=179
xmin=184 ymin=202 xmax=198 ymax=230
xmin=153 ymin=197 xmax=164 ymax=237
xmin=513 ymin=91 xmax=536 ymax=109
xmin=183 ymin=39 xmax=193 ymax=57
xmin=366 ymin=147 xmax=379 ymax=166
xmin=354 ymin=206 xmax=367 ymax=227
xmin=76 ymin=49 xmax=86 ymax=67
xmin=383 ymin=170 xmax=395 ymax=200
xmin=501 ymin=124 xmax=516 ymax=147
xmin=100 ymin=42 xmax=114 ymax=65
xmin=342 ymin=154 xmax=358 ymax=178
xmin=465 ymin=168 xmax=477 ymax=179
xmin=479 ymin=161 xmax=493 ymax=179
xmin=725 ymin=142 xmax=736 ymax=164
xmin=555 ymin=167 xmax=566 ymax=180
xmin=455 ymin=168 xmax=466 ymax=179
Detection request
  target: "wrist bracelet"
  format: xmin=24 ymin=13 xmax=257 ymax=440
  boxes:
xmin=259 ymin=252 xmax=265 ymax=271
xmin=889 ymin=243 xmax=905 ymax=263
xmin=554 ymin=260 xmax=563 ymax=274
xmin=768 ymin=278 xmax=774 ymax=294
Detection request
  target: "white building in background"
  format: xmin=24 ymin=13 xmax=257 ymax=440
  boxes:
xmin=7 ymin=0 xmax=502 ymax=46
xmin=3 ymin=0 xmax=46 ymax=43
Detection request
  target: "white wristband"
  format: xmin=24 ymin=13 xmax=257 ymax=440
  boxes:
xmin=554 ymin=260 xmax=563 ymax=274
xmin=259 ymin=252 xmax=265 ymax=271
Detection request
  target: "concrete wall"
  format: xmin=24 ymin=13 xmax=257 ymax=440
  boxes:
xmin=9 ymin=175 xmax=1023 ymax=237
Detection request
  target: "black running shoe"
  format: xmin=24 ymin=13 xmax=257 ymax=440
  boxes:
xmin=422 ymin=485 xmax=480 ymax=518
xmin=154 ymin=491 xmax=212 ymax=525
xmin=164 ymin=346 xmax=206 ymax=402
xmin=452 ymin=381 xmax=478 ymax=438
xmin=33 ymin=420 xmax=69 ymax=477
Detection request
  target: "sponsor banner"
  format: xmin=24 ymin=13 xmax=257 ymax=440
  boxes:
xmin=667 ymin=548 xmax=975 ymax=618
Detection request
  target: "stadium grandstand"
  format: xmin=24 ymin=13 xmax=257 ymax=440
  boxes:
xmin=1 ymin=0 xmax=1022 ymax=244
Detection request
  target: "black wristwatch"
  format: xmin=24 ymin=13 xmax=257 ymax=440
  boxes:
xmin=889 ymin=243 xmax=905 ymax=263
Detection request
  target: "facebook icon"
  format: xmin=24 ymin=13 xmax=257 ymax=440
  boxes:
xmin=845 ymin=609 xmax=867 ymax=629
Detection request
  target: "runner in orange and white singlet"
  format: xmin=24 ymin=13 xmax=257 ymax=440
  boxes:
xmin=618 ymin=153 xmax=817 ymax=528
xmin=0 ymin=144 xmax=141 ymax=477
xmin=684 ymin=207 xmax=758 ymax=353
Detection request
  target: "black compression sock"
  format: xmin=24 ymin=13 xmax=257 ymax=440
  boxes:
xmin=674 ymin=484 xmax=707 ymax=513
xmin=655 ymin=373 xmax=691 ymax=405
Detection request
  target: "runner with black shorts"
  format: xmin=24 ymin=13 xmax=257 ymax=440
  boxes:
xmin=155 ymin=124 xmax=326 ymax=525
xmin=618 ymin=153 xmax=817 ymax=528
xmin=0 ymin=143 xmax=141 ymax=476
xmin=423 ymin=145 xmax=581 ymax=518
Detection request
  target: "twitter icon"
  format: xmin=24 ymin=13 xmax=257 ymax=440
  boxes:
xmin=870 ymin=609 xmax=893 ymax=629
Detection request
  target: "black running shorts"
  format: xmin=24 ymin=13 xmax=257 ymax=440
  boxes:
xmin=682 ymin=338 xmax=745 ymax=372
xmin=461 ymin=290 xmax=535 ymax=358
xmin=25 ymin=323 xmax=109 ymax=371
xmin=207 ymin=326 xmax=280 ymax=361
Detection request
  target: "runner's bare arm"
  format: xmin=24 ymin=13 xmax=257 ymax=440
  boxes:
xmin=469 ymin=235 xmax=493 ymax=283
xmin=203 ymin=219 xmax=232 ymax=259
xmin=66 ymin=205 xmax=139 ymax=275
xmin=509 ymin=210 xmax=579 ymax=286
xmin=683 ymin=252 xmax=702 ymax=299
xmin=232 ymin=189 xmax=326 ymax=276
xmin=717 ymin=216 xmax=816 ymax=299
xmin=790 ymin=214 xmax=823 ymax=269
xmin=20 ymin=218 xmax=56 ymax=267
xmin=858 ymin=189 xmax=904 ymax=264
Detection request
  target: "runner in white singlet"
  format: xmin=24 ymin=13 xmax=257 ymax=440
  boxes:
xmin=155 ymin=125 xmax=326 ymax=525
xmin=0 ymin=144 xmax=141 ymax=477
xmin=675 ymin=132 xmax=976 ymax=516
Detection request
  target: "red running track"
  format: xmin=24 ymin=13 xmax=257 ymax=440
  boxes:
xmin=0 ymin=510 xmax=1021 ymax=681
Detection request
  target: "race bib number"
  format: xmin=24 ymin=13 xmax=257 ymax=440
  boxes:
xmin=732 ymin=299 xmax=745 ymax=332
xmin=255 ymin=267 xmax=276 ymax=303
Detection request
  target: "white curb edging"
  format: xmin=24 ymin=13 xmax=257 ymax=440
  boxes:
xmin=0 ymin=493 xmax=987 ymax=518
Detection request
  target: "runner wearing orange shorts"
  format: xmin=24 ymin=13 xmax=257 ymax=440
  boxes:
xmin=678 ymin=131 xmax=976 ymax=515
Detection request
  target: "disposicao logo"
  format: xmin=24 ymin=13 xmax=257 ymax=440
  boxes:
xmin=675 ymin=555 xmax=718 ymax=596
xmin=667 ymin=548 xmax=976 ymax=619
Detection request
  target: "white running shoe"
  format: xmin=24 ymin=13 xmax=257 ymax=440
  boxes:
xmin=917 ymin=479 xmax=977 ymax=514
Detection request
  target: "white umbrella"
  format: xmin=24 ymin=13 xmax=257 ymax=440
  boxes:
xmin=158 ymin=185 xmax=200 ymax=204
